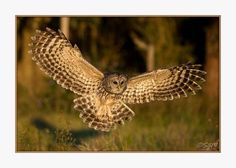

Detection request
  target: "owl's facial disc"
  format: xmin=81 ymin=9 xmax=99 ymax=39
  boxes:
xmin=103 ymin=73 xmax=128 ymax=94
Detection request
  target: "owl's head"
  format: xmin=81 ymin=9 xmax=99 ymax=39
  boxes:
xmin=102 ymin=73 xmax=128 ymax=94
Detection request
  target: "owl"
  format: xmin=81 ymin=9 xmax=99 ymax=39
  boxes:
xmin=29 ymin=28 xmax=206 ymax=132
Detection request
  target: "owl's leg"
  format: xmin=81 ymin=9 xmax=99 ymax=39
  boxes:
xmin=119 ymin=100 xmax=135 ymax=114
xmin=96 ymin=105 xmax=114 ymax=120
xmin=106 ymin=106 xmax=114 ymax=119
xmin=95 ymin=98 xmax=115 ymax=120
xmin=96 ymin=106 xmax=105 ymax=119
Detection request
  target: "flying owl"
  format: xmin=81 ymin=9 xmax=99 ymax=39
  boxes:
xmin=29 ymin=28 xmax=206 ymax=132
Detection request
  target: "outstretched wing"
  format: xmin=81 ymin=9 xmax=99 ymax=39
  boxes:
xmin=29 ymin=28 xmax=104 ymax=95
xmin=73 ymin=94 xmax=135 ymax=132
xmin=122 ymin=63 xmax=206 ymax=104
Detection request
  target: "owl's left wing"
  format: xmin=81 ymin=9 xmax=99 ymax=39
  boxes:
xmin=121 ymin=63 xmax=206 ymax=104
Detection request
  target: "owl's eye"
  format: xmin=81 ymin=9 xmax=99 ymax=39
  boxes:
xmin=120 ymin=81 xmax=124 ymax=85
xmin=113 ymin=81 xmax=118 ymax=85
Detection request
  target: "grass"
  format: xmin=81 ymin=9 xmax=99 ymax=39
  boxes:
xmin=17 ymin=82 xmax=219 ymax=152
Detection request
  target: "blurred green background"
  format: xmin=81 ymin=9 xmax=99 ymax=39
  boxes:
xmin=17 ymin=17 xmax=219 ymax=151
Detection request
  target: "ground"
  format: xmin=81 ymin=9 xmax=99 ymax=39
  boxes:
xmin=17 ymin=82 xmax=219 ymax=152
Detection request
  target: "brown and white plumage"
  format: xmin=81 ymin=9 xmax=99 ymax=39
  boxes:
xmin=122 ymin=63 xmax=206 ymax=104
xmin=29 ymin=28 xmax=103 ymax=96
xmin=73 ymin=94 xmax=134 ymax=132
xmin=29 ymin=28 xmax=206 ymax=132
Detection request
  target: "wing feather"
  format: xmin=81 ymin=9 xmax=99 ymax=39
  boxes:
xmin=29 ymin=28 xmax=103 ymax=95
xmin=73 ymin=95 xmax=135 ymax=132
xmin=122 ymin=63 xmax=206 ymax=104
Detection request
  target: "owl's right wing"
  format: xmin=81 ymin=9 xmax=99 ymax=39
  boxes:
xmin=121 ymin=63 xmax=206 ymax=104
xmin=29 ymin=28 xmax=104 ymax=95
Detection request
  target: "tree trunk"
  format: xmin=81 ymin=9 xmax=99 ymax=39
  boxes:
xmin=205 ymin=20 xmax=219 ymax=98
xmin=60 ymin=17 xmax=70 ymax=39
xmin=147 ymin=44 xmax=155 ymax=71
xmin=131 ymin=32 xmax=155 ymax=71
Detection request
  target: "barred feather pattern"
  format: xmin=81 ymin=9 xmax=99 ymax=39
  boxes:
xmin=122 ymin=63 xmax=206 ymax=104
xmin=29 ymin=28 xmax=206 ymax=132
xmin=73 ymin=93 xmax=135 ymax=132
xmin=29 ymin=28 xmax=103 ymax=95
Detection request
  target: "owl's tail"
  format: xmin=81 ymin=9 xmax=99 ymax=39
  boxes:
xmin=73 ymin=95 xmax=135 ymax=132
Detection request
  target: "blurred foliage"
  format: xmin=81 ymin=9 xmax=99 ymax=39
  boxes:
xmin=16 ymin=17 xmax=219 ymax=151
